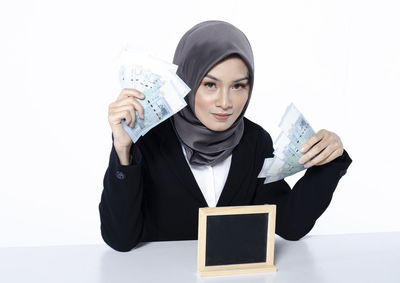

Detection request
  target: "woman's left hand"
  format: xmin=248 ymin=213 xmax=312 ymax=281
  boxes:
xmin=298 ymin=129 xmax=344 ymax=168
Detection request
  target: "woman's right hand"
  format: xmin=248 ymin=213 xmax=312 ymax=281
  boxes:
xmin=108 ymin=88 xmax=145 ymax=150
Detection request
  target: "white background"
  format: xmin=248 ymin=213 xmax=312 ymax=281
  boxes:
xmin=0 ymin=0 xmax=399 ymax=248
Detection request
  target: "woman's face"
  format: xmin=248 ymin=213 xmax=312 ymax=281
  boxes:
xmin=194 ymin=57 xmax=250 ymax=131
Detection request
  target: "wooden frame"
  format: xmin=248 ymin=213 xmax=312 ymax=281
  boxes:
xmin=197 ymin=205 xmax=277 ymax=276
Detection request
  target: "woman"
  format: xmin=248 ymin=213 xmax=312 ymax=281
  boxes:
xmin=100 ymin=20 xmax=352 ymax=252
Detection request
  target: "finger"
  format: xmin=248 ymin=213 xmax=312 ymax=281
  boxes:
xmin=109 ymin=104 xmax=136 ymax=127
xmin=130 ymin=99 xmax=144 ymax=119
xmin=110 ymin=97 xmax=145 ymax=119
xmin=117 ymin=88 xmax=145 ymax=101
xmin=299 ymin=138 xmax=329 ymax=165
xmin=311 ymin=133 xmax=343 ymax=165
xmin=108 ymin=109 xmax=134 ymax=127
xmin=111 ymin=96 xmax=137 ymax=108
xmin=304 ymin=143 xmax=336 ymax=168
xmin=314 ymin=148 xmax=344 ymax=166
xmin=301 ymin=130 xmax=325 ymax=153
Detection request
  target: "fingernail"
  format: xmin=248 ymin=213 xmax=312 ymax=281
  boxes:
xmin=301 ymin=147 xmax=305 ymax=152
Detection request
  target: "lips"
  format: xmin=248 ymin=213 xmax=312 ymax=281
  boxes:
xmin=212 ymin=113 xmax=232 ymax=121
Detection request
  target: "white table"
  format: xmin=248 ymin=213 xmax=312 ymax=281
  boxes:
xmin=1 ymin=232 xmax=399 ymax=283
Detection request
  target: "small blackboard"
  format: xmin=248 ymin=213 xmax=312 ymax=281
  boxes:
xmin=197 ymin=205 xmax=277 ymax=276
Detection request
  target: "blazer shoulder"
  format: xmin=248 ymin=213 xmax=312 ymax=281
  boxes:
xmin=137 ymin=118 xmax=175 ymax=146
xmin=243 ymin=117 xmax=273 ymax=145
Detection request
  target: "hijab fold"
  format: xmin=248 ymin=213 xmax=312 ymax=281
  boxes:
xmin=172 ymin=21 xmax=254 ymax=166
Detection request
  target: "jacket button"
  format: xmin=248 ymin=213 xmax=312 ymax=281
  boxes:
xmin=115 ymin=170 xmax=126 ymax=180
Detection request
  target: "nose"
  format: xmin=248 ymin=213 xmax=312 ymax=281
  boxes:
xmin=216 ymin=88 xmax=232 ymax=110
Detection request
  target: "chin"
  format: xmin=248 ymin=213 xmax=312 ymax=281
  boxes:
xmin=204 ymin=122 xmax=233 ymax=132
xmin=197 ymin=115 xmax=237 ymax=131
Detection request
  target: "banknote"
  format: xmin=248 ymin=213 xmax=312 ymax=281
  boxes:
xmin=279 ymin=103 xmax=314 ymax=150
xmin=118 ymin=51 xmax=190 ymax=143
xmin=258 ymin=155 xmax=303 ymax=178
xmin=258 ymin=103 xmax=315 ymax=184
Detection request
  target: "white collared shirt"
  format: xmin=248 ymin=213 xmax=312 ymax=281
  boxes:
xmin=181 ymin=145 xmax=232 ymax=207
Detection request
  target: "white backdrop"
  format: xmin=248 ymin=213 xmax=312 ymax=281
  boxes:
xmin=1 ymin=0 xmax=399 ymax=247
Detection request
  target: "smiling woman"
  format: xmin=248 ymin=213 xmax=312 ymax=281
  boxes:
xmin=194 ymin=56 xmax=250 ymax=131
xmin=100 ymin=20 xmax=352 ymax=252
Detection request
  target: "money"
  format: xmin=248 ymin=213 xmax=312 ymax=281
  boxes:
xmin=118 ymin=49 xmax=190 ymax=143
xmin=258 ymin=103 xmax=315 ymax=184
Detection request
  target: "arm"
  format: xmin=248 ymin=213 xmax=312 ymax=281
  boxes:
xmin=99 ymin=142 xmax=145 ymax=251
xmin=101 ymin=88 xmax=147 ymax=251
xmin=252 ymin=129 xmax=352 ymax=240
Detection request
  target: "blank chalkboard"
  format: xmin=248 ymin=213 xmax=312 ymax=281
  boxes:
xmin=197 ymin=205 xmax=277 ymax=276
xmin=206 ymin=213 xmax=268 ymax=265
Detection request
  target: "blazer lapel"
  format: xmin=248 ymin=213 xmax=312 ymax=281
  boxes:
xmin=159 ymin=129 xmax=208 ymax=207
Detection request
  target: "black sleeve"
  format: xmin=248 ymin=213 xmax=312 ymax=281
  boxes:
xmin=99 ymin=142 xmax=145 ymax=251
xmin=252 ymin=131 xmax=352 ymax=240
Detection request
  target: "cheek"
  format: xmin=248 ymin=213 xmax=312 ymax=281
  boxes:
xmin=234 ymin=93 xmax=249 ymax=112
xmin=194 ymin=91 xmax=213 ymax=114
xmin=194 ymin=92 xmax=209 ymax=118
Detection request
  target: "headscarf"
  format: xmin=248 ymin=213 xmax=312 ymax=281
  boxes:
xmin=172 ymin=20 xmax=254 ymax=166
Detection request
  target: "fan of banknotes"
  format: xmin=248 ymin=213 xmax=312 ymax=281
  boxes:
xmin=258 ymin=103 xmax=315 ymax=184
xmin=118 ymin=49 xmax=191 ymax=143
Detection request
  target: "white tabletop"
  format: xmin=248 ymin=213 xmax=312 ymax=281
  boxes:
xmin=1 ymin=232 xmax=399 ymax=283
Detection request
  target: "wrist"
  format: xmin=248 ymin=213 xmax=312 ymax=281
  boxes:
xmin=114 ymin=143 xmax=132 ymax=166
xmin=113 ymin=140 xmax=132 ymax=151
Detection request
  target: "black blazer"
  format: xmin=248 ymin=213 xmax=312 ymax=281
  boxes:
xmin=99 ymin=118 xmax=352 ymax=252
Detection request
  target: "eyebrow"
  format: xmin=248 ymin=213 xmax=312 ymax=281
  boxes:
xmin=205 ymin=74 xmax=249 ymax=83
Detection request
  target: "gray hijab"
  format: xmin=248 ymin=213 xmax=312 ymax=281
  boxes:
xmin=172 ymin=20 xmax=254 ymax=166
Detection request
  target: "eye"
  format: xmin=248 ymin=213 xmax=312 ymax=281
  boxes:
xmin=204 ymin=82 xmax=216 ymax=88
xmin=233 ymin=83 xmax=247 ymax=90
